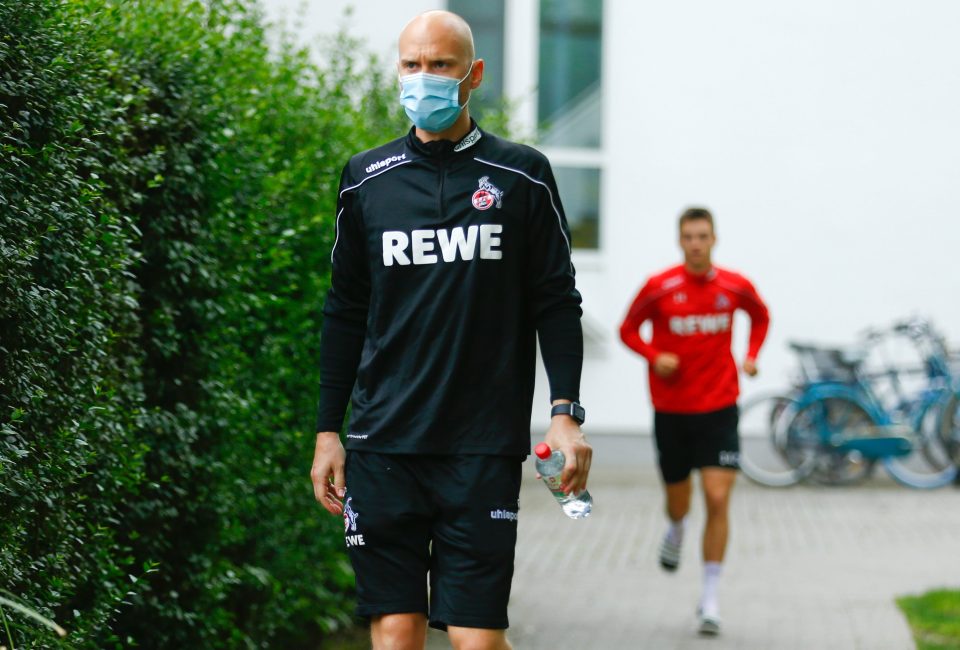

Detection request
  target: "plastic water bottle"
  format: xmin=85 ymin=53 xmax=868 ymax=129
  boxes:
xmin=534 ymin=443 xmax=592 ymax=519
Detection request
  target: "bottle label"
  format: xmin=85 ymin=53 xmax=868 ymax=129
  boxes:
xmin=543 ymin=474 xmax=565 ymax=498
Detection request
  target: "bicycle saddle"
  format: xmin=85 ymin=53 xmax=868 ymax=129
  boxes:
xmin=788 ymin=342 xmax=867 ymax=367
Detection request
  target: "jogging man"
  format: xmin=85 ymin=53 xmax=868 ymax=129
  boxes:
xmin=619 ymin=207 xmax=769 ymax=636
xmin=311 ymin=11 xmax=591 ymax=650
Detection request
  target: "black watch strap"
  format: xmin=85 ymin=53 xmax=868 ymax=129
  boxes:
xmin=551 ymin=401 xmax=585 ymax=425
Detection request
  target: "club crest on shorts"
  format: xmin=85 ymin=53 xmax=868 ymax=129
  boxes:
xmin=472 ymin=176 xmax=503 ymax=211
xmin=343 ymin=496 xmax=359 ymax=532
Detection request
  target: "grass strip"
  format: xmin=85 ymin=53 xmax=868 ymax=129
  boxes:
xmin=897 ymin=588 xmax=960 ymax=650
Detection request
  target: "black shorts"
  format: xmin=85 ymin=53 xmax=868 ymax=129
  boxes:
xmin=343 ymin=451 xmax=522 ymax=631
xmin=654 ymin=405 xmax=740 ymax=484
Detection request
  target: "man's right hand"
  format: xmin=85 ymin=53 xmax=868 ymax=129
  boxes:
xmin=311 ymin=431 xmax=346 ymax=515
xmin=653 ymin=352 xmax=680 ymax=378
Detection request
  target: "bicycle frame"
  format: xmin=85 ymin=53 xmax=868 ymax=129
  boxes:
xmin=788 ymin=381 xmax=912 ymax=459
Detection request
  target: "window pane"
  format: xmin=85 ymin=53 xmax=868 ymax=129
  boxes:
xmin=448 ymin=0 xmax=505 ymax=117
xmin=554 ymin=166 xmax=600 ymax=249
xmin=538 ymin=0 xmax=603 ymax=147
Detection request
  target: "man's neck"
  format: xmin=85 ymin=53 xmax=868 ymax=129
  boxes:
xmin=415 ymin=111 xmax=472 ymax=143
xmin=684 ymin=261 xmax=712 ymax=275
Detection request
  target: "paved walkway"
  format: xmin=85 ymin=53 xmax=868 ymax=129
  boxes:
xmin=426 ymin=435 xmax=960 ymax=650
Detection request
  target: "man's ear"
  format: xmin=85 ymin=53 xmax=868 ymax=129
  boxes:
xmin=469 ymin=58 xmax=485 ymax=89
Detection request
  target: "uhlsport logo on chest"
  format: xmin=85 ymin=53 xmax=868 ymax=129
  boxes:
xmin=364 ymin=153 xmax=406 ymax=174
xmin=472 ymin=176 xmax=503 ymax=211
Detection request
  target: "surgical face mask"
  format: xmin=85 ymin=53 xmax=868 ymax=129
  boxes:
xmin=399 ymin=63 xmax=473 ymax=133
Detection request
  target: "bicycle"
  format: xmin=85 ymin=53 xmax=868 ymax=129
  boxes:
xmin=866 ymin=319 xmax=957 ymax=485
xmin=740 ymin=318 xmax=958 ymax=489
xmin=740 ymin=343 xmax=894 ymax=487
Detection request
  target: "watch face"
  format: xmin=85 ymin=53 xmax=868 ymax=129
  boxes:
xmin=573 ymin=403 xmax=585 ymax=424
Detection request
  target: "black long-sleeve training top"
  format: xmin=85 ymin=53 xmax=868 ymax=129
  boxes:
xmin=316 ymin=122 xmax=583 ymax=456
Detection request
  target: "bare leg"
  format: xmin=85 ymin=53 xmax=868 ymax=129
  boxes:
xmin=700 ymin=468 xmax=736 ymax=562
xmin=448 ymin=626 xmax=512 ymax=650
xmin=664 ymin=476 xmax=692 ymax=522
xmin=699 ymin=466 xmax=737 ymax=633
xmin=658 ymin=476 xmax=692 ymax=570
xmin=371 ymin=613 xmax=428 ymax=650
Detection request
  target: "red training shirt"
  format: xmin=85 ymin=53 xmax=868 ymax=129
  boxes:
xmin=619 ymin=264 xmax=770 ymax=414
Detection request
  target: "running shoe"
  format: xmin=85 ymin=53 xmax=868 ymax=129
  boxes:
xmin=658 ymin=533 xmax=681 ymax=571
xmin=698 ymin=614 xmax=721 ymax=636
xmin=697 ymin=607 xmax=721 ymax=636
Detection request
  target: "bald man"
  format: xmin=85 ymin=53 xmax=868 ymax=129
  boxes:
xmin=311 ymin=11 xmax=590 ymax=650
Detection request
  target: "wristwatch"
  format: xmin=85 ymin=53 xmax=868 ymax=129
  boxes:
xmin=551 ymin=401 xmax=586 ymax=425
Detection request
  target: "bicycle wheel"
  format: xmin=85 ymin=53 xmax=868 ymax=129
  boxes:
xmin=938 ymin=392 xmax=960 ymax=467
xmin=884 ymin=440 xmax=957 ymax=489
xmin=738 ymin=393 xmax=816 ymax=487
xmin=920 ymin=400 xmax=955 ymax=472
xmin=879 ymin=393 xmax=955 ymax=488
xmin=789 ymin=397 xmax=877 ymax=486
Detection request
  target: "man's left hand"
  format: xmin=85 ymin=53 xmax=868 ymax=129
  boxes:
xmin=742 ymin=358 xmax=758 ymax=376
xmin=543 ymin=406 xmax=592 ymax=496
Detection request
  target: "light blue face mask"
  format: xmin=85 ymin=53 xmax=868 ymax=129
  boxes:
xmin=399 ymin=63 xmax=474 ymax=133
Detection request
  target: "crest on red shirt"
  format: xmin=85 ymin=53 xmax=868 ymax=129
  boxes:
xmin=715 ymin=293 xmax=731 ymax=309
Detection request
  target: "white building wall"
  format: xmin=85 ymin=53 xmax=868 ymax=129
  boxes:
xmin=261 ymin=0 xmax=439 ymax=61
xmin=260 ymin=0 xmax=960 ymax=435
xmin=570 ymin=0 xmax=960 ymax=434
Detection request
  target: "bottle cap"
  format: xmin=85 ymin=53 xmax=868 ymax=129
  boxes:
xmin=534 ymin=442 xmax=552 ymax=459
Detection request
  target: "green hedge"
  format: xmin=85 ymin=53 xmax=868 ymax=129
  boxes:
xmin=1 ymin=0 xmax=406 ymax=647
xmin=0 ymin=0 xmax=148 ymax=644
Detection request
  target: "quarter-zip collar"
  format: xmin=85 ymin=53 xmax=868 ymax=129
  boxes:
xmin=406 ymin=120 xmax=483 ymax=158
